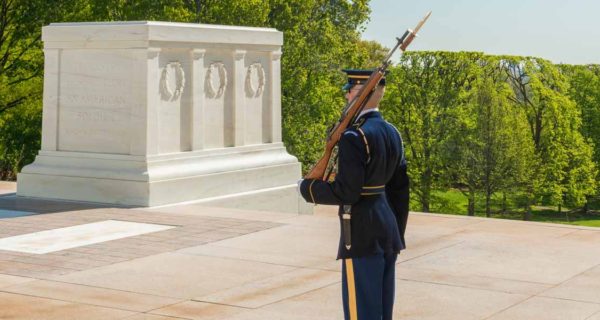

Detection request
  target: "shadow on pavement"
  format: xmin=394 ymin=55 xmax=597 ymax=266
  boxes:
xmin=0 ymin=193 xmax=133 ymax=218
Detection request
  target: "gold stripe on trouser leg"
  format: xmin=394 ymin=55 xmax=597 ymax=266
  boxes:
xmin=345 ymin=259 xmax=358 ymax=320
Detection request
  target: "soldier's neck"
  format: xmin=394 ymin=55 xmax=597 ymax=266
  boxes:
xmin=358 ymin=107 xmax=379 ymax=118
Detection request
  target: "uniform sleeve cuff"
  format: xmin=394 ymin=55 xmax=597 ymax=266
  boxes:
xmin=300 ymin=179 xmax=316 ymax=203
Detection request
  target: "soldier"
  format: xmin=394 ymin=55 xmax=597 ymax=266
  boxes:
xmin=298 ymin=69 xmax=410 ymax=320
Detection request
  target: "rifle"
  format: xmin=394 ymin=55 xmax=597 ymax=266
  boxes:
xmin=304 ymin=11 xmax=432 ymax=181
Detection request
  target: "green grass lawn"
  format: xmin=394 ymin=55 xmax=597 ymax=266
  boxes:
xmin=416 ymin=189 xmax=600 ymax=228
xmin=568 ymin=219 xmax=600 ymax=227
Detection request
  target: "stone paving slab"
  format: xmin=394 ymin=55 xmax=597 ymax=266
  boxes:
xmin=559 ymin=229 xmax=600 ymax=242
xmin=393 ymin=279 xmax=528 ymax=320
xmin=124 ymin=314 xmax=182 ymax=320
xmin=399 ymin=236 xmax=600 ymax=284
xmin=0 ymin=273 xmax=33 ymax=289
xmin=230 ymin=283 xmax=343 ymax=320
xmin=458 ymin=218 xmax=578 ymax=239
xmin=487 ymin=296 xmax=600 ymax=320
xmin=179 ymin=224 xmax=338 ymax=263
xmin=541 ymin=264 xmax=600 ymax=303
xmin=0 ymin=205 xmax=280 ymax=279
xmin=0 ymin=291 xmax=135 ymax=319
xmin=397 ymin=266 xmax=553 ymax=296
xmin=0 ymin=220 xmax=175 ymax=254
xmin=178 ymin=243 xmax=329 ymax=268
xmin=1 ymin=183 xmax=600 ymax=319
xmin=53 ymin=252 xmax=297 ymax=299
xmin=151 ymin=300 xmax=248 ymax=319
xmin=195 ymin=268 xmax=339 ymax=308
xmin=2 ymin=279 xmax=182 ymax=312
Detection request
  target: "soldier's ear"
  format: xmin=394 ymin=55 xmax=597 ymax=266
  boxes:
xmin=373 ymin=85 xmax=385 ymax=97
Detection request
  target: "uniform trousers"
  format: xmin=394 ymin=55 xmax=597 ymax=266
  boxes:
xmin=341 ymin=252 xmax=397 ymax=320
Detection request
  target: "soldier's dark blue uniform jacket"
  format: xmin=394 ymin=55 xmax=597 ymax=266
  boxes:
xmin=300 ymin=110 xmax=410 ymax=259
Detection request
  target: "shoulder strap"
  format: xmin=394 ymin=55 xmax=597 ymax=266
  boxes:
xmin=351 ymin=119 xmax=371 ymax=164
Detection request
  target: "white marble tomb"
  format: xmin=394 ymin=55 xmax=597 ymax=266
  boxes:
xmin=17 ymin=21 xmax=312 ymax=214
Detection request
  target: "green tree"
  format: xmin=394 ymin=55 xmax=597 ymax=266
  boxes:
xmin=355 ymin=40 xmax=388 ymax=68
xmin=560 ymin=64 xmax=600 ymax=211
xmin=443 ymin=57 xmax=534 ymax=216
xmin=1 ymin=0 xmax=97 ymax=111
xmin=0 ymin=97 xmax=41 ymax=180
xmin=504 ymin=57 xmax=597 ymax=218
xmin=382 ymin=51 xmax=482 ymax=212
xmin=0 ymin=0 xmax=78 ymax=114
xmin=79 ymin=0 xmax=269 ymax=25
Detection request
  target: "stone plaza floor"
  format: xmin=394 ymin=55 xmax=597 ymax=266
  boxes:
xmin=1 ymin=181 xmax=600 ymax=319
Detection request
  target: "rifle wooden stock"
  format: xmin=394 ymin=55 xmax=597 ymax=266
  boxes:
xmin=305 ymin=145 xmax=334 ymax=180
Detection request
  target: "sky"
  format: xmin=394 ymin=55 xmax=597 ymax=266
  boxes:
xmin=361 ymin=0 xmax=600 ymax=65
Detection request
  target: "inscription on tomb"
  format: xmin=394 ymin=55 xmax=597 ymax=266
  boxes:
xmin=63 ymin=94 xmax=127 ymax=107
xmin=57 ymin=49 xmax=135 ymax=154
xmin=75 ymin=110 xmax=118 ymax=122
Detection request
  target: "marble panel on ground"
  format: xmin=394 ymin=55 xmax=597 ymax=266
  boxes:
xmin=17 ymin=21 xmax=311 ymax=214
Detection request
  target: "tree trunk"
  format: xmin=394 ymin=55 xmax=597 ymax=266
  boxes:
xmin=501 ymin=192 xmax=507 ymax=215
xmin=421 ymin=194 xmax=430 ymax=213
xmin=524 ymin=195 xmax=532 ymax=221
xmin=468 ymin=191 xmax=475 ymax=216
xmin=485 ymin=192 xmax=491 ymax=218
xmin=420 ymin=168 xmax=432 ymax=213
xmin=194 ymin=0 xmax=202 ymax=22
xmin=583 ymin=195 xmax=589 ymax=214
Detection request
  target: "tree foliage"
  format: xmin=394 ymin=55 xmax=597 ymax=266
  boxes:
xmin=382 ymin=51 xmax=482 ymax=212
xmin=560 ymin=65 xmax=600 ymax=165
xmin=0 ymin=96 xmax=41 ymax=180
xmin=504 ymin=57 xmax=597 ymax=211
xmin=443 ymin=57 xmax=534 ymax=216
xmin=383 ymin=52 xmax=597 ymax=217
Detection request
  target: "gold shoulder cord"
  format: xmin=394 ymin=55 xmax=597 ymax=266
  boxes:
xmin=356 ymin=128 xmax=371 ymax=164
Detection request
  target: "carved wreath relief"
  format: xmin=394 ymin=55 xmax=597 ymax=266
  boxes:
xmin=245 ymin=62 xmax=266 ymax=97
xmin=205 ymin=62 xmax=228 ymax=98
xmin=160 ymin=62 xmax=185 ymax=101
